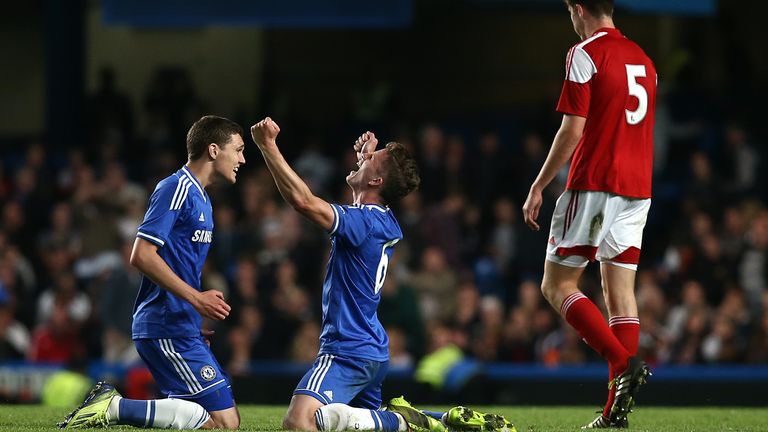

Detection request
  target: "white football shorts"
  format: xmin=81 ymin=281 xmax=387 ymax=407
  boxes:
xmin=546 ymin=190 xmax=651 ymax=271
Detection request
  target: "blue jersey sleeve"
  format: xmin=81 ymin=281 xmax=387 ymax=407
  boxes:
xmin=329 ymin=204 xmax=373 ymax=246
xmin=136 ymin=179 xmax=185 ymax=247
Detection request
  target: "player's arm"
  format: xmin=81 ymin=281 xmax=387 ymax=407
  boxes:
xmin=129 ymin=237 xmax=231 ymax=320
xmin=523 ymin=114 xmax=586 ymax=231
xmin=250 ymin=117 xmax=335 ymax=231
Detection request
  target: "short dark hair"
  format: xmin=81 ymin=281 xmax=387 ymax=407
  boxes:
xmin=186 ymin=115 xmax=243 ymax=161
xmin=380 ymin=142 xmax=420 ymax=205
xmin=564 ymin=0 xmax=614 ymax=17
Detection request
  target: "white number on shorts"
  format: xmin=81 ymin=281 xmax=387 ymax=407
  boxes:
xmin=625 ymin=64 xmax=648 ymax=125
xmin=374 ymin=239 xmax=399 ymax=294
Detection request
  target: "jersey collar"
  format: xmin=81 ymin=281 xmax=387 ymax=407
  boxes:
xmin=181 ymin=166 xmax=207 ymax=202
xmin=352 ymin=203 xmax=389 ymax=212
xmin=593 ymin=27 xmax=622 ymax=38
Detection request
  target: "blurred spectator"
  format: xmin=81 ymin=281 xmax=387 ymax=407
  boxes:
xmin=685 ymin=152 xmax=721 ymax=214
xmin=540 ymin=324 xmax=588 ymax=366
xmin=226 ymin=303 xmax=267 ymax=374
xmin=470 ymin=296 xmax=505 ymax=361
xmin=378 ymin=276 xmax=425 ymax=358
xmin=387 ymin=326 xmax=414 ymax=367
xmin=746 ymin=308 xmax=768 ymax=363
xmin=262 ymin=259 xmax=312 ymax=358
xmin=0 ymin=285 xmax=30 ymax=359
xmin=210 ymin=204 xmax=240 ymax=272
xmin=515 ymin=132 xmax=547 ymax=199
xmin=99 ymin=162 xmax=146 ymax=215
xmin=665 ymin=280 xmax=707 ymax=340
xmin=0 ymin=233 xmax=37 ymax=322
xmin=458 ymin=202 xmax=484 ymax=265
xmin=720 ymin=206 xmax=746 ymax=260
xmin=37 ymin=202 xmax=82 ymax=261
xmin=443 ymin=135 xmax=467 ymax=196
xmin=143 ymin=67 xmax=202 ymax=150
xmin=720 ymin=123 xmax=759 ymax=196
xmin=231 ymin=256 xmax=261 ymax=307
xmin=293 ymin=139 xmax=336 ymax=196
xmin=500 ymin=307 xmax=535 ymax=362
xmin=409 ymin=247 xmax=457 ymax=323
xmin=256 ymin=200 xmax=299 ymax=267
xmin=452 ymin=281 xmax=480 ymax=333
xmin=87 ymin=66 xmax=134 ymax=154
xmin=290 ymin=321 xmax=320 ymax=364
xmin=94 ymin=241 xmax=141 ymax=364
xmin=489 ymin=197 xmax=518 ymax=277
xmin=419 ymin=193 xmax=465 ymax=268
xmin=701 ymin=314 xmax=746 ymax=363
xmin=416 ymin=124 xmax=447 ymax=204
xmin=70 ymin=165 xmax=123 ymax=279
xmin=686 ymin=232 xmax=733 ymax=305
xmin=739 ymin=211 xmax=768 ymax=318
xmin=668 ymin=308 xmax=709 ymax=364
xmin=36 ymin=272 xmax=91 ymax=327
xmin=28 ymin=301 xmax=86 ymax=363
xmin=468 ymin=131 xmax=509 ymax=212
xmin=2 ymin=201 xmax=28 ymax=250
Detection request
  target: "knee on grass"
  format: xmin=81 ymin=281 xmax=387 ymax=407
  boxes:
xmin=207 ymin=414 xmax=240 ymax=430
xmin=282 ymin=411 xmax=318 ymax=431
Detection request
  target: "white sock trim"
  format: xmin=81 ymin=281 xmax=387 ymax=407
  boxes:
xmin=560 ymin=292 xmax=587 ymax=317
xmin=609 ymin=316 xmax=640 ymax=327
xmin=153 ymin=398 xmax=209 ymax=429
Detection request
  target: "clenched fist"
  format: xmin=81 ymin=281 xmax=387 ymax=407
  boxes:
xmin=354 ymin=131 xmax=378 ymax=167
xmin=251 ymin=117 xmax=281 ymax=148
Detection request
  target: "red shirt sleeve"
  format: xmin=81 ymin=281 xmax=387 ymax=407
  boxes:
xmin=557 ymin=80 xmax=590 ymax=117
xmin=556 ymin=46 xmax=595 ymax=118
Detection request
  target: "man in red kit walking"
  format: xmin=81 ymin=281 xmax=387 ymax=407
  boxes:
xmin=522 ymin=0 xmax=656 ymax=428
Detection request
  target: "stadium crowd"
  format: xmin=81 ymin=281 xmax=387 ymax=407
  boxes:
xmin=0 ymin=68 xmax=767 ymax=378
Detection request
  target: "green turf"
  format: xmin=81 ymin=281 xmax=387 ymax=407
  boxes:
xmin=0 ymin=404 xmax=764 ymax=431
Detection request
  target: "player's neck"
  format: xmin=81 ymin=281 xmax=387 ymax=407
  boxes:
xmin=184 ymin=160 xmax=211 ymax=189
xmin=584 ymin=17 xmax=614 ymax=38
xmin=352 ymin=190 xmax=385 ymax=207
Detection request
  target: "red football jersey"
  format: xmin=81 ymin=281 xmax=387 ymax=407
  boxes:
xmin=556 ymin=27 xmax=656 ymax=198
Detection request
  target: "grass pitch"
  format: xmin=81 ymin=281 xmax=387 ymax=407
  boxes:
xmin=0 ymin=405 xmax=763 ymax=431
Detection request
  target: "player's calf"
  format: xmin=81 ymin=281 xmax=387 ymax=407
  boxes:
xmin=284 ymin=394 xmax=325 ymax=431
xmin=208 ymin=408 xmax=240 ymax=430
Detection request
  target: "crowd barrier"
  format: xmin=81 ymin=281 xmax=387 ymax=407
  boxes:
xmin=2 ymin=361 xmax=767 ymax=406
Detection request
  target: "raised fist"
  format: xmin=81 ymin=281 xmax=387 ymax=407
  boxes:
xmin=251 ymin=117 xmax=281 ymax=147
xmin=354 ymin=131 xmax=378 ymax=165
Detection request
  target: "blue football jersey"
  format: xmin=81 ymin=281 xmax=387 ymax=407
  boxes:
xmin=320 ymin=203 xmax=403 ymax=362
xmin=132 ymin=166 xmax=214 ymax=339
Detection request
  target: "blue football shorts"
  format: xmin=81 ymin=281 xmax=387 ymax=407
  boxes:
xmin=134 ymin=337 xmax=234 ymax=412
xmin=293 ymin=353 xmax=389 ymax=409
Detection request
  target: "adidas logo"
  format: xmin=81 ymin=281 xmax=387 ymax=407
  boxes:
xmin=548 ymin=236 xmax=556 ymax=245
xmin=199 ymin=213 xmax=205 ymax=222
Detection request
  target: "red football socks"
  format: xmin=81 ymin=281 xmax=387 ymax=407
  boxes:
xmin=560 ymin=292 xmax=631 ymax=373
xmin=601 ymin=316 xmax=640 ymax=417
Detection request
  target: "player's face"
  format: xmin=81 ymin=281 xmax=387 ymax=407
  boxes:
xmin=346 ymin=148 xmax=389 ymax=190
xmin=213 ymin=133 xmax=246 ymax=184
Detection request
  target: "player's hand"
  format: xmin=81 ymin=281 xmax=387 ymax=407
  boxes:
xmin=354 ymin=131 xmax=378 ymax=167
xmin=201 ymin=329 xmax=215 ymax=347
xmin=523 ymin=186 xmax=543 ymax=231
xmin=251 ymin=117 xmax=281 ymax=149
xmin=193 ymin=290 xmax=231 ymax=321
